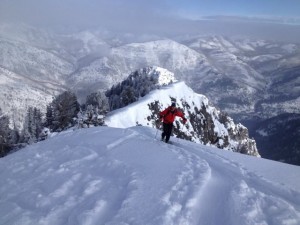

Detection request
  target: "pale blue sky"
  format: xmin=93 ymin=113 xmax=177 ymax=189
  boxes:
xmin=0 ymin=0 xmax=299 ymax=27
xmin=168 ymin=0 xmax=300 ymax=18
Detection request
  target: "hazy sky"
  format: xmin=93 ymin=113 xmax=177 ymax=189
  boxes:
xmin=1 ymin=0 xmax=299 ymax=26
xmin=170 ymin=0 xmax=300 ymax=18
xmin=0 ymin=0 xmax=300 ymax=41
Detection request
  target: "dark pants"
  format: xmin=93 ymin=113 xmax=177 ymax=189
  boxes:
xmin=161 ymin=123 xmax=173 ymax=143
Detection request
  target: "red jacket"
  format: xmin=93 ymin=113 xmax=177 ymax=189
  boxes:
xmin=159 ymin=107 xmax=186 ymax=124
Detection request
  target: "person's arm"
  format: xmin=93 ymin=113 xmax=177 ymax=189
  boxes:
xmin=176 ymin=110 xmax=187 ymax=124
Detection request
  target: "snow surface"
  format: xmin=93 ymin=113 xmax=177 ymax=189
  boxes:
xmin=1 ymin=126 xmax=300 ymax=225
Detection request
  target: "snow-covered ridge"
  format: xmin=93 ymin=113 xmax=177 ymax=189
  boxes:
xmin=106 ymin=81 xmax=259 ymax=156
xmin=106 ymin=82 xmax=205 ymax=128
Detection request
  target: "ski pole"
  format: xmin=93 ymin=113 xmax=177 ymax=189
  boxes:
xmin=155 ymin=128 xmax=158 ymax=140
xmin=155 ymin=121 xmax=161 ymax=140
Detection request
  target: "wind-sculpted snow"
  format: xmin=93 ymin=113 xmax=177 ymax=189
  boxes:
xmin=0 ymin=126 xmax=299 ymax=225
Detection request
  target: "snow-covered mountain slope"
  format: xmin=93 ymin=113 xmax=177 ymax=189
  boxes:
xmin=0 ymin=67 xmax=64 ymax=130
xmin=0 ymin=39 xmax=74 ymax=82
xmin=106 ymin=81 xmax=259 ymax=156
xmin=68 ymin=39 xmax=212 ymax=98
xmin=188 ymin=36 xmax=267 ymax=88
xmin=0 ymin=36 xmax=74 ymax=128
xmin=182 ymin=35 xmax=300 ymax=120
xmin=0 ymin=126 xmax=299 ymax=225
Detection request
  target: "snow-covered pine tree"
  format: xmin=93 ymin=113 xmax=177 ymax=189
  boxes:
xmin=0 ymin=107 xmax=13 ymax=157
xmin=22 ymin=107 xmax=43 ymax=144
xmin=49 ymin=91 xmax=80 ymax=132
xmin=77 ymin=92 xmax=108 ymax=128
xmin=120 ymin=87 xmax=137 ymax=107
xmin=85 ymin=92 xmax=109 ymax=115
xmin=45 ymin=104 xmax=54 ymax=129
xmin=106 ymin=68 xmax=160 ymax=110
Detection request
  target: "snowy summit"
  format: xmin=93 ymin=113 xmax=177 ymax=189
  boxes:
xmin=0 ymin=126 xmax=299 ymax=225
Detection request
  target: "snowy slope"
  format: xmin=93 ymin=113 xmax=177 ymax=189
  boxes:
xmin=0 ymin=126 xmax=299 ymax=225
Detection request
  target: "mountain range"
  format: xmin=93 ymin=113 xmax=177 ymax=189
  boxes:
xmin=0 ymin=23 xmax=299 ymax=164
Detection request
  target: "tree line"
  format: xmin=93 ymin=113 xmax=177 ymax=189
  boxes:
xmin=0 ymin=91 xmax=109 ymax=157
xmin=106 ymin=68 xmax=161 ymax=110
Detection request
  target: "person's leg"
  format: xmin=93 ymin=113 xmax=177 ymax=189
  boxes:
xmin=161 ymin=123 xmax=167 ymax=140
xmin=165 ymin=123 xmax=173 ymax=143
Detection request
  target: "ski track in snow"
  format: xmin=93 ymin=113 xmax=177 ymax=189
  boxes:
xmin=0 ymin=127 xmax=300 ymax=225
xmin=160 ymin=143 xmax=211 ymax=225
xmin=175 ymin=141 xmax=300 ymax=225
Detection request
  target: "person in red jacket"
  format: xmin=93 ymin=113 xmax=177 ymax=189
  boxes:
xmin=159 ymin=102 xmax=187 ymax=143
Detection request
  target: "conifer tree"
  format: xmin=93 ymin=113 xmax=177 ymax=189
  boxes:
xmin=86 ymin=92 xmax=109 ymax=114
xmin=0 ymin=108 xmax=12 ymax=157
xmin=50 ymin=91 xmax=80 ymax=131
xmin=23 ymin=107 xmax=43 ymax=144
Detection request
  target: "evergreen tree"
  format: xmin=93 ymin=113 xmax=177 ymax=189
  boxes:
xmin=22 ymin=107 xmax=43 ymax=144
xmin=0 ymin=108 xmax=12 ymax=157
xmin=50 ymin=91 xmax=80 ymax=132
xmin=120 ymin=87 xmax=136 ymax=106
xmin=45 ymin=104 xmax=54 ymax=128
xmin=10 ymin=123 xmax=20 ymax=146
xmin=106 ymin=68 xmax=160 ymax=111
xmin=86 ymin=92 xmax=109 ymax=114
